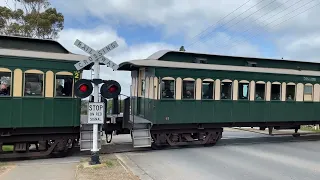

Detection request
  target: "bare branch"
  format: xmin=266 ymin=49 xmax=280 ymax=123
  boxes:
xmin=5 ymin=0 xmax=12 ymax=10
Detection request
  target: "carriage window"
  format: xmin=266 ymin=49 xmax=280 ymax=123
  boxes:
xmin=56 ymin=75 xmax=73 ymax=97
xmin=24 ymin=73 xmax=43 ymax=96
xmin=286 ymin=84 xmax=295 ymax=101
xmin=202 ymin=81 xmax=214 ymax=99
xmin=238 ymin=82 xmax=249 ymax=100
xmin=255 ymin=83 xmax=265 ymax=100
xmin=0 ymin=72 xmax=11 ymax=96
xmin=183 ymin=80 xmax=195 ymax=99
xmin=271 ymin=84 xmax=281 ymax=100
xmin=161 ymin=79 xmax=175 ymax=99
xmin=221 ymin=81 xmax=232 ymax=100
xmin=304 ymin=84 xmax=313 ymax=101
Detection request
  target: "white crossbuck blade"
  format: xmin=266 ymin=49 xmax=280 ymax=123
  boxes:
xmin=73 ymin=39 xmax=119 ymax=71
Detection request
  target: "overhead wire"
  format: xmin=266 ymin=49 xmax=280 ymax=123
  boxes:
xmin=219 ymin=0 xmax=319 ymax=52
xmin=193 ymin=0 xmax=279 ymax=49
xmin=184 ymin=0 xmax=252 ymax=48
xmin=186 ymin=0 xmax=267 ymax=48
xmin=211 ymin=0 xmax=297 ymax=50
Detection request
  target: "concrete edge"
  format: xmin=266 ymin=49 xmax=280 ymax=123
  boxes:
xmin=115 ymin=153 xmax=154 ymax=180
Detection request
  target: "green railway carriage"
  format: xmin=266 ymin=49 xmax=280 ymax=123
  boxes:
xmin=0 ymin=35 xmax=87 ymax=158
xmin=118 ymin=50 xmax=320 ymax=148
xmin=3 ymin=34 xmax=320 ymax=156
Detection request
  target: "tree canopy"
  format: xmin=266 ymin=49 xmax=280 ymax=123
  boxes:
xmin=0 ymin=0 xmax=64 ymax=39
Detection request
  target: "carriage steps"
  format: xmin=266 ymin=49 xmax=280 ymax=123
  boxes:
xmin=79 ymin=124 xmax=103 ymax=151
xmin=131 ymin=116 xmax=152 ymax=148
xmin=79 ymin=115 xmax=103 ymax=151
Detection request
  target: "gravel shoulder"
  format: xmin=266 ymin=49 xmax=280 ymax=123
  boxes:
xmin=75 ymin=154 xmax=140 ymax=180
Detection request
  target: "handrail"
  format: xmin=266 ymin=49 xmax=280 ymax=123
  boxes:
xmin=120 ymin=93 xmax=134 ymax=127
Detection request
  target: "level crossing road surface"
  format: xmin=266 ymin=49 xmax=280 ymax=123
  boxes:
xmin=119 ymin=129 xmax=320 ymax=180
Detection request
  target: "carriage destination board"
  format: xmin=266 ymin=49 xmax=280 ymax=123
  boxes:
xmin=87 ymin=102 xmax=105 ymax=124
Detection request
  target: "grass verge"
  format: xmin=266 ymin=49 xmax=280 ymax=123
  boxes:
xmin=2 ymin=145 xmax=13 ymax=152
xmin=300 ymin=125 xmax=320 ymax=132
xmin=75 ymin=154 xmax=140 ymax=180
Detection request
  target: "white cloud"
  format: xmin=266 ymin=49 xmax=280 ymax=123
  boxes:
xmin=276 ymin=33 xmax=320 ymax=62
xmin=188 ymin=31 xmax=262 ymax=58
xmin=53 ymin=0 xmax=269 ymax=39
xmin=53 ymin=0 xmax=320 ymax=38
xmin=57 ymin=26 xmax=176 ymax=96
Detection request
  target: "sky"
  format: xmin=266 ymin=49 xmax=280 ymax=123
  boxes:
xmin=2 ymin=0 xmax=320 ymax=96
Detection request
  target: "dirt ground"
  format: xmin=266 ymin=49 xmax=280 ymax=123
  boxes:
xmin=0 ymin=162 xmax=15 ymax=177
xmin=75 ymin=154 xmax=140 ymax=180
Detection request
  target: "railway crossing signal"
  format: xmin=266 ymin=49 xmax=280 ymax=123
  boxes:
xmin=100 ymin=80 xmax=121 ymax=99
xmin=73 ymin=38 xmax=119 ymax=165
xmin=74 ymin=79 xmax=121 ymax=99
xmin=74 ymin=79 xmax=93 ymax=98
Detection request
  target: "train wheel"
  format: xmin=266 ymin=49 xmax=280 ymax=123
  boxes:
xmin=292 ymin=128 xmax=300 ymax=137
xmin=151 ymin=143 xmax=160 ymax=150
xmin=292 ymin=133 xmax=300 ymax=137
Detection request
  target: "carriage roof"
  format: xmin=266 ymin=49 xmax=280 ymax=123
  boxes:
xmin=0 ymin=35 xmax=87 ymax=62
xmin=118 ymin=50 xmax=320 ymax=77
xmin=146 ymin=50 xmax=320 ymax=64
xmin=0 ymin=48 xmax=87 ymax=62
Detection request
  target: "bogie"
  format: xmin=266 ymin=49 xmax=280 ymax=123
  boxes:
xmin=151 ymin=128 xmax=223 ymax=148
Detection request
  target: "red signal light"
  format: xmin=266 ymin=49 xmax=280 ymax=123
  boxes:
xmin=108 ymin=85 xmax=117 ymax=93
xmin=100 ymin=80 xmax=121 ymax=99
xmin=79 ymin=84 xmax=88 ymax=92
xmin=74 ymin=79 xmax=93 ymax=98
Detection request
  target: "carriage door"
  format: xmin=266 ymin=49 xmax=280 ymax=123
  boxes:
xmin=137 ymin=68 xmax=145 ymax=116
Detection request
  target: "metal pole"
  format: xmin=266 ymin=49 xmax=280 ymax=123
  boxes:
xmin=90 ymin=61 xmax=101 ymax=165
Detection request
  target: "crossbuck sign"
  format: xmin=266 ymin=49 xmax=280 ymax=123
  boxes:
xmin=74 ymin=39 xmax=119 ymax=71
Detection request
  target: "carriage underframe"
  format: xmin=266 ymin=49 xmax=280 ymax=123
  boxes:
xmin=151 ymin=128 xmax=223 ymax=149
xmin=0 ymin=127 xmax=79 ymax=159
xmin=146 ymin=121 xmax=320 ymax=149
xmin=1 ymin=120 xmax=319 ymax=159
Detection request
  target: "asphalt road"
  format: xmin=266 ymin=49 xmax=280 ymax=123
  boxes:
xmin=120 ymin=129 xmax=320 ymax=180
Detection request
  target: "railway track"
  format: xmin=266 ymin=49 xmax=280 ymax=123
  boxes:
xmin=76 ymin=133 xmax=320 ymax=156
xmin=3 ymin=133 xmax=320 ymax=161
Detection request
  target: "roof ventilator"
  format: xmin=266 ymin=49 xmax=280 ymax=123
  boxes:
xmin=246 ymin=61 xmax=257 ymax=67
xmin=193 ymin=57 xmax=207 ymax=64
